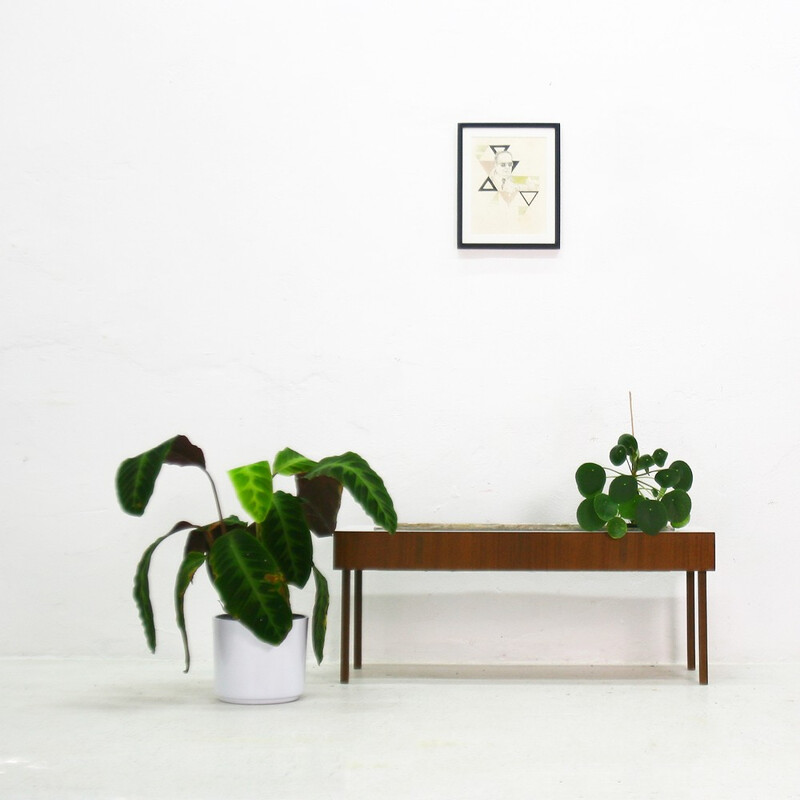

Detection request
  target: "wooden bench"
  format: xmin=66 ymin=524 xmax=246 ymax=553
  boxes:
xmin=333 ymin=525 xmax=715 ymax=684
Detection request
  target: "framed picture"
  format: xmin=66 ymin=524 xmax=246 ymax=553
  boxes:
xmin=457 ymin=122 xmax=560 ymax=249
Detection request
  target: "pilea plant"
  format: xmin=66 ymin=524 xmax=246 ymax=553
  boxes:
xmin=115 ymin=435 xmax=397 ymax=671
xmin=575 ymin=433 xmax=693 ymax=538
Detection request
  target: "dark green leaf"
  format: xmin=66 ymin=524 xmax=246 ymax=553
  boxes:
xmin=617 ymin=498 xmax=638 ymax=520
xmin=577 ymin=498 xmax=604 ymax=530
xmin=662 ymin=489 xmax=692 ymax=524
xmin=609 ymin=445 xmax=627 ymax=466
xmin=133 ymin=521 xmax=197 ymax=652
xmin=295 ymin=474 xmax=344 ymax=536
xmin=617 ymin=434 xmax=638 ymax=457
xmin=175 ymin=550 xmax=206 ymax=673
xmin=653 ymin=448 xmax=668 ymax=467
xmin=311 ymin=565 xmax=330 ymax=665
xmin=273 ymin=448 xmax=318 ymax=476
xmin=637 ymin=454 xmax=654 ymax=473
xmin=655 ymin=469 xmax=680 ymax=488
xmin=593 ymin=493 xmax=619 ymax=522
xmin=263 ymin=491 xmax=313 ymax=588
xmin=116 ymin=435 xmax=205 ymax=517
xmin=634 ymin=498 xmax=669 ymax=535
xmin=606 ymin=516 xmax=628 ymax=539
xmin=609 ymin=475 xmax=638 ymax=503
xmin=208 ymin=529 xmax=292 ymax=646
xmin=184 ymin=516 xmax=248 ymax=556
xmin=671 ymin=460 xmax=694 ymax=491
xmin=228 ymin=461 xmax=274 ymax=523
xmin=575 ymin=463 xmax=606 ymax=498
xmin=306 ymin=452 xmax=397 ymax=533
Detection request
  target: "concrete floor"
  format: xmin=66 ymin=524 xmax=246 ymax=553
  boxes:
xmin=1 ymin=658 xmax=798 ymax=799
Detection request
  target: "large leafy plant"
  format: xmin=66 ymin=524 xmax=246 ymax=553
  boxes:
xmin=116 ymin=435 xmax=397 ymax=671
xmin=575 ymin=433 xmax=693 ymax=538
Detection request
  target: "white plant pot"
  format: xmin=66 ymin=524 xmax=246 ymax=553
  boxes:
xmin=213 ymin=614 xmax=308 ymax=704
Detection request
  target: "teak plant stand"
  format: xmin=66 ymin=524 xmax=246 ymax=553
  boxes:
xmin=333 ymin=526 xmax=715 ymax=684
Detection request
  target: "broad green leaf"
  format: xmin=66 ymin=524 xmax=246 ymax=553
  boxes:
xmin=606 ymin=516 xmax=628 ymax=539
xmin=296 ymin=474 xmax=344 ymax=535
xmin=617 ymin=497 xmax=638 ymax=520
xmin=184 ymin=516 xmax=248 ymax=556
xmin=655 ymin=468 xmax=680 ymax=488
xmin=263 ymin=491 xmax=313 ymax=588
xmin=311 ymin=565 xmax=330 ymax=665
xmin=653 ymin=448 xmax=668 ymax=467
xmin=609 ymin=445 xmax=627 ymax=466
xmin=175 ymin=550 xmax=206 ymax=673
xmin=575 ymin=463 xmax=606 ymax=498
xmin=634 ymin=498 xmax=669 ymax=535
xmin=208 ymin=529 xmax=292 ymax=646
xmin=116 ymin=435 xmax=205 ymax=516
xmin=609 ymin=475 xmax=638 ymax=503
xmin=306 ymin=452 xmax=397 ymax=533
xmin=593 ymin=493 xmax=619 ymax=522
xmin=273 ymin=448 xmax=318 ymax=476
xmin=133 ymin=521 xmax=197 ymax=652
xmin=228 ymin=461 xmax=274 ymax=523
xmin=662 ymin=489 xmax=692 ymax=524
xmin=672 ymin=515 xmax=691 ymax=529
xmin=577 ymin=497 xmax=604 ymax=531
xmin=671 ymin=460 xmax=694 ymax=491
xmin=617 ymin=434 xmax=638 ymax=457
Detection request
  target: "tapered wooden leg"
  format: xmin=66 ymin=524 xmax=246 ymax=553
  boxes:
xmin=698 ymin=571 xmax=709 ymax=685
xmin=354 ymin=570 xmax=363 ymax=670
xmin=340 ymin=569 xmax=350 ymax=684
xmin=686 ymin=571 xmax=696 ymax=671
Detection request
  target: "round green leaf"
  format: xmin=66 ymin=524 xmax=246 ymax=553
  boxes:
xmin=576 ymin=463 xmax=606 ymax=498
xmin=593 ymin=493 xmax=619 ymax=521
xmin=617 ymin=434 xmax=638 ymax=456
xmin=653 ymin=448 xmax=668 ymax=467
xmin=617 ymin=497 xmax=638 ymax=520
xmin=609 ymin=474 xmax=638 ymax=503
xmin=672 ymin=515 xmax=691 ymax=529
xmin=577 ymin=498 xmax=605 ymax=531
xmin=606 ymin=516 xmax=628 ymax=539
xmin=655 ymin=468 xmax=680 ymax=488
xmin=671 ymin=460 xmax=693 ymax=491
xmin=637 ymin=454 xmax=654 ymax=472
xmin=609 ymin=445 xmax=627 ymax=466
xmin=662 ymin=489 xmax=692 ymax=524
xmin=634 ymin=498 xmax=669 ymax=535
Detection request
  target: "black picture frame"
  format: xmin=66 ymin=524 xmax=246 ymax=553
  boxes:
xmin=457 ymin=122 xmax=560 ymax=249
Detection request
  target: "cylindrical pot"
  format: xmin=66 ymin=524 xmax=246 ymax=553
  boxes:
xmin=213 ymin=614 xmax=308 ymax=704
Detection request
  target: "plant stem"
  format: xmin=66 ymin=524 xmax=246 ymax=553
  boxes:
xmin=203 ymin=468 xmax=225 ymax=547
xmin=629 ymin=391 xmax=635 ymax=437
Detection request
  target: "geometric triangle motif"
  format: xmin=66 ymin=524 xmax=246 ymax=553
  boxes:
xmin=479 ymin=177 xmax=498 ymax=192
xmin=520 ymin=190 xmax=539 ymax=206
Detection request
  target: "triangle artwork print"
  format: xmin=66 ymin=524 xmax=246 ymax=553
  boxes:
xmin=468 ymin=135 xmax=549 ymax=238
xmin=458 ymin=123 xmax=559 ymax=249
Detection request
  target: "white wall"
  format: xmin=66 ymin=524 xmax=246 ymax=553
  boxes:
xmin=2 ymin=0 xmax=799 ymax=668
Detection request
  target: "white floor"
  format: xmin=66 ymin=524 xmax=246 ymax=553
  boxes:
xmin=1 ymin=658 xmax=798 ymax=800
